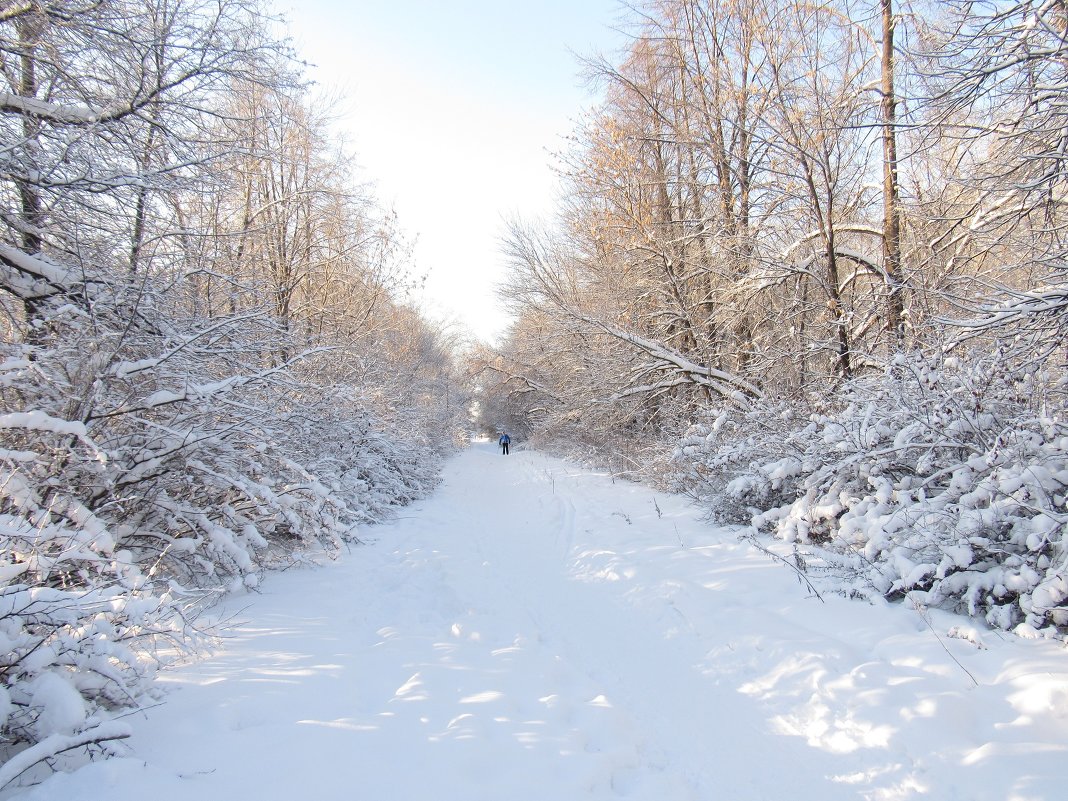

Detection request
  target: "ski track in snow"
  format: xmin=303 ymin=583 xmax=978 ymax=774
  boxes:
xmin=10 ymin=442 xmax=1068 ymax=800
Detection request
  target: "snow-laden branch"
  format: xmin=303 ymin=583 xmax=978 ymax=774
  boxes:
xmin=0 ymin=92 xmax=111 ymax=125
xmin=0 ymin=242 xmax=79 ymax=300
xmin=950 ymin=284 xmax=1068 ymax=334
xmin=109 ymin=311 xmax=295 ymax=378
xmin=570 ymin=310 xmax=763 ymax=403
xmin=611 ymin=374 xmax=694 ymax=400
xmin=476 ymin=362 xmax=564 ymax=404
xmin=0 ymin=410 xmax=87 ymax=437
xmin=101 ymin=347 xmax=336 ymax=418
xmin=0 ymin=722 xmax=131 ymax=790
xmin=781 ymin=225 xmax=885 ymax=263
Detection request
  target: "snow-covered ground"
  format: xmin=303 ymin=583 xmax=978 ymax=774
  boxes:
xmin=10 ymin=441 xmax=1067 ymax=800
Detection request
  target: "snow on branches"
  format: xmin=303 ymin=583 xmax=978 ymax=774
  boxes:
xmin=675 ymin=354 xmax=1068 ymax=637
xmin=0 ymin=292 xmax=451 ymax=782
xmin=0 ymin=0 xmax=460 ymax=780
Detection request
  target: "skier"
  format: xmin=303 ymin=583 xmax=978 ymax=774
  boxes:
xmin=498 ymin=432 xmax=510 ymax=455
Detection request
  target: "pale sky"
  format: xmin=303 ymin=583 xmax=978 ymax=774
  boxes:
xmin=281 ymin=0 xmax=627 ymax=344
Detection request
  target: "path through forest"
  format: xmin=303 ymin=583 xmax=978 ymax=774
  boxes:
xmin=12 ymin=442 xmax=1068 ymax=800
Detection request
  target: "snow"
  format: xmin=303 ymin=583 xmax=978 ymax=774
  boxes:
xmin=0 ymin=411 xmax=86 ymax=437
xmin=7 ymin=442 xmax=1067 ymax=800
xmin=139 ymin=390 xmax=185 ymax=408
xmin=0 ymin=244 xmax=73 ymax=289
xmin=0 ymin=725 xmax=131 ymax=791
xmin=26 ymin=675 xmax=86 ymax=739
xmin=0 ymin=93 xmax=103 ymax=124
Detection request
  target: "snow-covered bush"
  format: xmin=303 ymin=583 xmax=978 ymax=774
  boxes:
xmin=676 ymin=354 xmax=1068 ymax=637
xmin=0 ymin=0 xmax=462 ymax=780
xmin=0 ymin=297 xmax=449 ymax=774
xmin=0 ymin=583 xmax=191 ymax=787
xmin=672 ymin=400 xmax=807 ymax=520
xmin=281 ymin=387 xmax=446 ymax=530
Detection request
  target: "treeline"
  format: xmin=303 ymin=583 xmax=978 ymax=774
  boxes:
xmin=479 ymin=1 xmax=1067 ymax=635
xmin=0 ymin=0 xmax=465 ymax=778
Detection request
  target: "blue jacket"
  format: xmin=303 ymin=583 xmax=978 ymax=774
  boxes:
xmin=499 ymin=434 xmax=510 ymax=445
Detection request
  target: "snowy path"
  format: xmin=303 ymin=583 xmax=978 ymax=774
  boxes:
xmin=13 ymin=442 xmax=1068 ymax=800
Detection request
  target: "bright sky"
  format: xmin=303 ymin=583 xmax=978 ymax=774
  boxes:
xmin=281 ymin=0 xmax=627 ymax=344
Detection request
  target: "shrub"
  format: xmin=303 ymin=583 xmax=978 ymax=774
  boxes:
xmin=675 ymin=354 xmax=1068 ymax=637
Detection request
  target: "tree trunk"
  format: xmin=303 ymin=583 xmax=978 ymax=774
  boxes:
xmin=881 ymin=0 xmax=906 ymax=343
xmin=15 ymin=14 xmax=43 ymax=256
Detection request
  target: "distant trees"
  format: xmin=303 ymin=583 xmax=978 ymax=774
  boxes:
xmin=490 ymin=0 xmax=908 ymax=453
xmin=488 ymin=0 xmax=1066 ymax=451
xmin=487 ymin=0 xmax=1066 ymax=634
xmin=1 ymin=0 xmax=464 ymax=779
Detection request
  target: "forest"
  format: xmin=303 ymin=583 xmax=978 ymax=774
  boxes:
xmin=1 ymin=0 xmax=1066 ymax=782
xmin=476 ymin=0 xmax=1068 ymax=644
xmin=0 ymin=0 xmax=468 ymax=771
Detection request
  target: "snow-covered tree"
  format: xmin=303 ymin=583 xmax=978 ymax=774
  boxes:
xmin=495 ymin=0 xmax=1067 ymax=636
xmin=0 ymin=1 xmax=462 ymax=782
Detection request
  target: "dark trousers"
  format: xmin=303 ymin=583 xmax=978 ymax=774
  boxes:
xmin=502 ymin=442 xmax=509 ymax=454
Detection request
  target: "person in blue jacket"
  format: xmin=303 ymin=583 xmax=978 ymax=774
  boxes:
xmin=498 ymin=433 xmax=510 ymax=455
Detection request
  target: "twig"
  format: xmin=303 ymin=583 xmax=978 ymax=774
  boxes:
xmin=909 ymin=594 xmax=980 ymax=687
xmin=741 ymin=531 xmax=825 ymax=602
